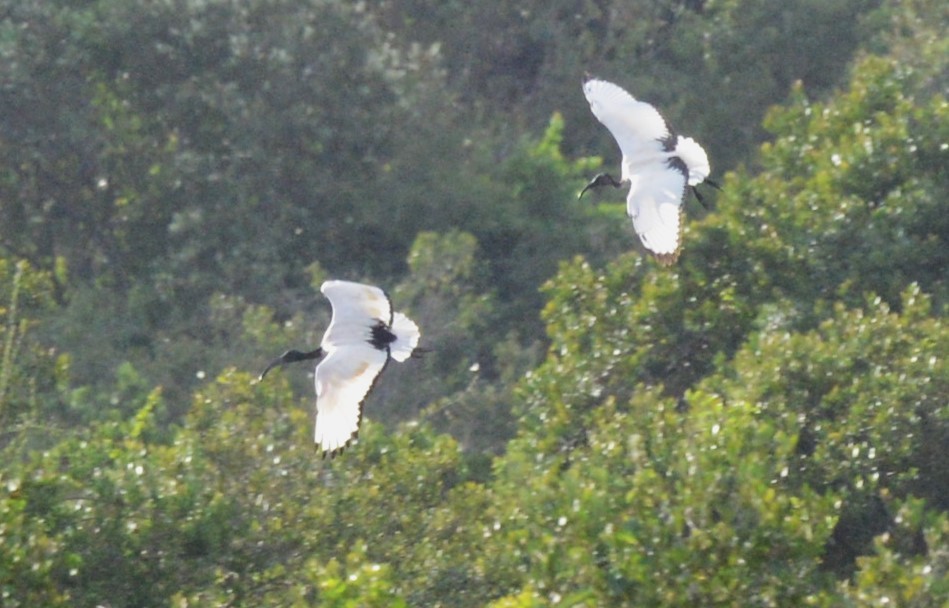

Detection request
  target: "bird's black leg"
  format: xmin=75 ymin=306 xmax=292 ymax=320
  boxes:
xmin=410 ymin=346 xmax=432 ymax=359
xmin=691 ymin=186 xmax=709 ymax=210
xmin=579 ymin=172 xmax=625 ymax=199
xmin=691 ymin=178 xmax=722 ymax=210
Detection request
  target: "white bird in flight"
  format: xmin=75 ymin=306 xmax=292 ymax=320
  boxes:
xmin=259 ymin=280 xmax=421 ymax=458
xmin=579 ymin=76 xmax=716 ymax=265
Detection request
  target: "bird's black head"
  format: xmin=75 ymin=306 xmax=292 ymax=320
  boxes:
xmin=579 ymin=172 xmax=625 ymax=199
xmin=258 ymin=348 xmax=324 ymax=381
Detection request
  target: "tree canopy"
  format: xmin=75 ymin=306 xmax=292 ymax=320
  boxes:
xmin=1 ymin=0 xmax=946 ymax=605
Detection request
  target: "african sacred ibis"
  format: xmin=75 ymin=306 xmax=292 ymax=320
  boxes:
xmin=579 ymin=77 xmax=716 ymax=265
xmin=259 ymin=280 xmax=421 ymax=458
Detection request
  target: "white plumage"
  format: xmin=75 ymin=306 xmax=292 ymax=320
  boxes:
xmin=315 ymin=280 xmax=419 ymax=456
xmin=581 ymin=77 xmax=712 ymax=264
xmin=260 ymin=280 xmax=421 ymax=458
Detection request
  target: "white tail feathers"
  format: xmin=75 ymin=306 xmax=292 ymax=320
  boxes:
xmin=388 ymin=312 xmax=420 ymax=362
xmin=675 ymin=136 xmax=710 ymax=186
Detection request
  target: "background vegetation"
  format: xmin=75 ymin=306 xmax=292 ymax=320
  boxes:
xmin=1 ymin=0 xmax=946 ymax=605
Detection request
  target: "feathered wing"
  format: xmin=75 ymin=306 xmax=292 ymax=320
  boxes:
xmin=583 ymin=78 xmax=671 ymax=168
xmin=583 ymin=78 xmax=710 ymax=264
xmin=320 ymin=280 xmax=392 ymax=349
xmin=627 ymin=162 xmax=688 ymax=265
xmin=313 ymin=345 xmax=389 ymax=457
xmin=388 ymin=312 xmax=420 ymax=362
xmin=675 ymin=136 xmax=710 ymax=186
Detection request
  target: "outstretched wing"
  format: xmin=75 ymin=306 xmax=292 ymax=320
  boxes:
xmin=313 ymin=345 xmax=389 ymax=457
xmin=627 ymin=161 xmax=688 ymax=265
xmin=583 ymin=78 xmax=670 ymax=164
xmin=320 ymin=280 xmax=393 ymax=350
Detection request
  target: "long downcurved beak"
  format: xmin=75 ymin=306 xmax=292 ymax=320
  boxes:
xmin=579 ymin=180 xmax=597 ymax=199
xmin=258 ymin=348 xmax=324 ymax=382
xmin=579 ymin=173 xmax=623 ymax=200
xmin=259 ymin=357 xmax=286 ymax=382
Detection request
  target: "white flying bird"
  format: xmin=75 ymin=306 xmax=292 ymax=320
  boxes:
xmin=579 ymin=76 xmax=716 ymax=265
xmin=259 ymin=280 xmax=421 ymax=458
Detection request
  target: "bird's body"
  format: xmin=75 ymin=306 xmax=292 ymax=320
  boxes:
xmin=580 ymin=77 xmax=713 ymax=264
xmin=260 ymin=280 xmax=420 ymax=458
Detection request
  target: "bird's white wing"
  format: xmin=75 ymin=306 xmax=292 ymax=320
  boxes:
xmin=583 ymin=79 xmax=670 ymax=162
xmin=313 ymin=345 xmax=389 ymax=457
xmin=627 ymin=162 xmax=688 ymax=265
xmin=320 ymin=280 xmax=392 ymax=349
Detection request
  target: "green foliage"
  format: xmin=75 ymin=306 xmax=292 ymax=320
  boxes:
xmin=699 ymin=285 xmax=947 ymax=575
xmin=0 ymin=259 xmax=60 ymax=446
xmin=492 ymin=384 xmax=842 ymax=604
xmin=835 ymin=498 xmax=949 ymax=606
xmin=1 ymin=0 xmax=947 ymax=606
xmin=489 ymin=271 xmax=945 ymax=604
xmin=374 ymin=0 xmax=884 ymax=171
xmin=717 ymin=53 xmax=949 ymax=314
xmin=480 ymin=6 xmax=949 ymax=600
xmin=490 ymin=113 xmax=622 ymax=317
xmin=487 ymin=587 xmax=547 ymax=608
xmin=704 ymin=286 xmax=947 ymax=508
xmin=0 ymin=261 xmax=31 ymax=414
xmin=0 ymin=366 xmax=504 ymax=605
xmin=388 ymin=230 xmax=510 ymax=445
xmin=308 ymin=547 xmax=409 ymax=608
xmin=380 ymin=111 xmax=618 ymax=337
xmin=0 ymin=488 xmax=68 ymax=607
xmin=680 ymin=0 xmax=884 ymax=169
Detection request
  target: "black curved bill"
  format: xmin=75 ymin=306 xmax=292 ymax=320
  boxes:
xmin=258 ymin=348 xmax=324 ymax=381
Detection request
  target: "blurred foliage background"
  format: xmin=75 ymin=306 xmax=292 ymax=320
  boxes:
xmin=1 ymin=0 xmax=946 ymax=605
